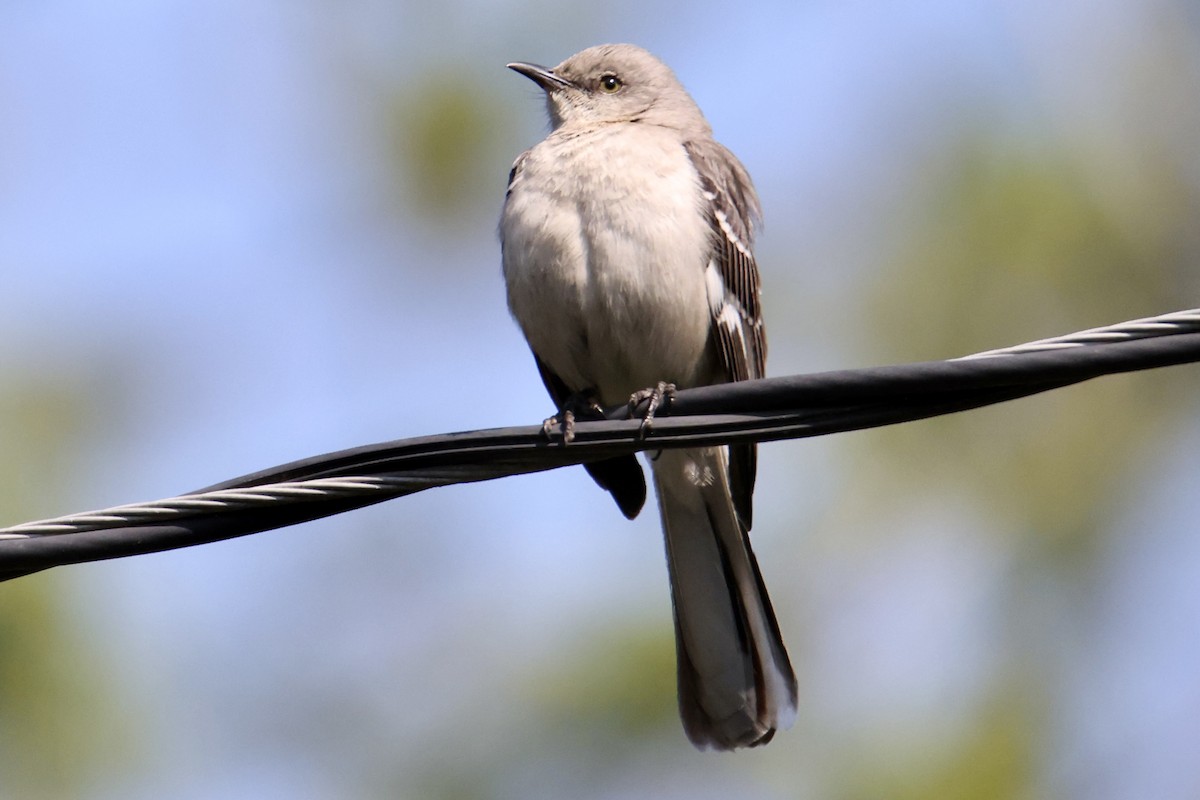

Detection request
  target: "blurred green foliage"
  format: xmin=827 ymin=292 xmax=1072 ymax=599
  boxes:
xmin=525 ymin=624 xmax=679 ymax=749
xmin=0 ymin=375 xmax=133 ymax=798
xmin=865 ymin=130 xmax=1196 ymax=561
xmin=843 ymin=683 xmax=1039 ymax=800
xmin=842 ymin=119 xmax=1198 ymax=793
xmin=386 ymin=69 xmax=514 ymax=222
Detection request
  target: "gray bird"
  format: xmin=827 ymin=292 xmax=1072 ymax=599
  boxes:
xmin=500 ymin=43 xmax=797 ymax=750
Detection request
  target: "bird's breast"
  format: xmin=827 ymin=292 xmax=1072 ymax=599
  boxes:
xmin=503 ymin=125 xmax=715 ymax=406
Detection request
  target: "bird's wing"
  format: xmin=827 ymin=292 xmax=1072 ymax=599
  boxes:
xmin=503 ymin=150 xmax=529 ymax=201
xmin=683 ymin=138 xmax=766 ymax=529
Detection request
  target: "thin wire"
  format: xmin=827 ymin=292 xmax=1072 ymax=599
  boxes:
xmin=959 ymin=309 xmax=1200 ymax=359
xmin=0 ymin=477 xmax=411 ymax=538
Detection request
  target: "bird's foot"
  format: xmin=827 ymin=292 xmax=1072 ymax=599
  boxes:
xmin=541 ymin=410 xmax=575 ymax=442
xmin=543 ymin=390 xmax=605 ymax=444
xmin=628 ymin=382 xmax=677 ymax=438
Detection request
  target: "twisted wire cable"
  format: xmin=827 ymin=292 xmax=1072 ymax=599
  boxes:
xmin=1 ymin=308 xmax=1197 ymax=582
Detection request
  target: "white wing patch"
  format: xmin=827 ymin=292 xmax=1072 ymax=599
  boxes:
xmin=716 ymin=302 xmax=743 ymax=332
xmin=705 ymin=259 xmax=727 ymax=316
xmin=708 ymin=260 xmax=746 ymax=331
xmin=714 ymin=209 xmax=752 ymax=258
xmin=706 ymin=258 xmax=752 ymax=382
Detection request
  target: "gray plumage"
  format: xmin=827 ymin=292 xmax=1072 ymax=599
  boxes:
xmin=500 ymin=43 xmax=796 ymax=750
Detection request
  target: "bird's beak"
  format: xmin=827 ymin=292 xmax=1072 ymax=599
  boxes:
xmin=507 ymin=61 xmax=573 ymax=93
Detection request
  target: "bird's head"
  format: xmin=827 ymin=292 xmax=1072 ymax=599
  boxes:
xmin=508 ymin=43 xmax=710 ymax=134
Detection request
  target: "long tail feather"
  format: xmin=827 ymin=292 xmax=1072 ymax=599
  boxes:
xmin=653 ymin=447 xmax=797 ymax=749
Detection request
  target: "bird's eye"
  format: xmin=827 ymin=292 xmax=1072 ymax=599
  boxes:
xmin=599 ymin=74 xmax=623 ymax=93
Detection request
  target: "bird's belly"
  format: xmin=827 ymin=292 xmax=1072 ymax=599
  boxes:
xmin=579 ymin=219 xmax=713 ymax=405
xmin=506 ymin=201 xmax=713 ymax=404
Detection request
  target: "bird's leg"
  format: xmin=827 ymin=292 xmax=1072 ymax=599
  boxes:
xmin=628 ymin=381 xmax=677 ymax=438
xmin=543 ymin=389 xmax=606 ymax=444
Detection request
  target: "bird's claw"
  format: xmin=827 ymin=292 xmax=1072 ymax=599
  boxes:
xmin=543 ymin=391 xmax=604 ymax=444
xmin=542 ymin=409 xmax=577 ymax=443
xmin=628 ymin=382 xmax=677 ymax=438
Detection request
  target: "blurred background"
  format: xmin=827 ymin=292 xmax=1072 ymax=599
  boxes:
xmin=2 ymin=1 xmax=1199 ymax=797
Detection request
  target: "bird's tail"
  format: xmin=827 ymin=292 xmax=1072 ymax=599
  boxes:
xmin=652 ymin=446 xmax=797 ymax=750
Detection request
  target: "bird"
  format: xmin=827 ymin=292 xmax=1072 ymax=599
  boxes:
xmin=500 ymin=43 xmax=796 ymax=750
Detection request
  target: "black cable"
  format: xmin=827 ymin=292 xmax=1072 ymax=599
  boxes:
xmin=1 ymin=315 xmax=1197 ymax=583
